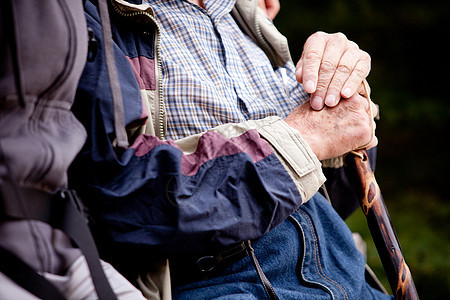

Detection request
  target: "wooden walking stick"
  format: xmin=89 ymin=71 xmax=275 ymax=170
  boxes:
xmin=349 ymin=149 xmax=419 ymax=300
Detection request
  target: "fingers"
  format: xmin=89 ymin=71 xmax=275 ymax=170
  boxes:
xmin=357 ymin=79 xmax=371 ymax=99
xmin=340 ymin=51 xmax=371 ymax=99
xmin=347 ymin=95 xmax=379 ymax=151
xmin=296 ymin=32 xmax=327 ymax=96
xmin=366 ymin=109 xmax=378 ymax=150
xmin=296 ymin=32 xmax=371 ymax=110
xmin=362 ymin=99 xmax=379 ymax=150
xmin=365 ymin=135 xmax=378 ymax=150
xmin=313 ymin=33 xmax=349 ymax=109
xmin=370 ymin=101 xmax=379 ymax=120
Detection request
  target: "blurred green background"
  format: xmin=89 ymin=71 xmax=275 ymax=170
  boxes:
xmin=275 ymin=0 xmax=450 ymax=298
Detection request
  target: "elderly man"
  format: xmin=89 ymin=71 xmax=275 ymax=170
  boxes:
xmin=68 ymin=0 xmax=390 ymax=299
xmin=1 ymin=0 xmax=387 ymax=298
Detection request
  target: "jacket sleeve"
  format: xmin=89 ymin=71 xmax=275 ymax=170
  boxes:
xmin=70 ymin=2 xmax=325 ymax=259
xmin=70 ymin=110 xmax=325 ymax=259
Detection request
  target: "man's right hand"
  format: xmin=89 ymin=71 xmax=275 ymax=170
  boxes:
xmin=285 ymin=94 xmax=378 ymax=161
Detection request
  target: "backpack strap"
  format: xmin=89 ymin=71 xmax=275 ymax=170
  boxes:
xmin=0 ymin=245 xmax=66 ymax=300
xmin=98 ymin=0 xmax=129 ymax=148
xmin=0 ymin=184 xmax=118 ymax=300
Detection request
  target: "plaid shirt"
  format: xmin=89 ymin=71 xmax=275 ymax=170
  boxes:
xmin=150 ymin=0 xmax=309 ymax=140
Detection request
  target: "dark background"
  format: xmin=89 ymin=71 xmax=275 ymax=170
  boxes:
xmin=274 ymin=0 xmax=449 ymax=298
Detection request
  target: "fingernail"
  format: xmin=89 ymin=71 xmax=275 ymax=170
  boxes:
xmin=304 ymin=80 xmax=315 ymax=93
xmin=325 ymin=94 xmax=337 ymax=107
xmin=311 ymin=96 xmax=323 ymax=110
xmin=342 ymin=87 xmax=352 ymax=98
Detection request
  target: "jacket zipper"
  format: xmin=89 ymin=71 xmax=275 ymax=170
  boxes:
xmin=288 ymin=215 xmax=336 ymax=299
xmin=253 ymin=20 xmax=280 ymax=66
xmin=110 ymin=4 xmax=165 ymax=140
xmin=250 ymin=0 xmax=283 ymax=67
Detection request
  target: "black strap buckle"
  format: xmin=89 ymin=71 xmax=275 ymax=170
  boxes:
xmin=196 ymin=256 xmax=216 ymax=272
xmin=57 ymin=189 xmax=89 ymax=223
xmin=195 ymin=242 xmax=248 ymax=274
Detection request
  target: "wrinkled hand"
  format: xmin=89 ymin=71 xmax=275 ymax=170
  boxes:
xmin=258 ymin=0 xmax=280 ymax=20
xmin=285 ymin=94 xmax=378 ymax=161
xmin=296 ymin=32 xmax=371 ymax=110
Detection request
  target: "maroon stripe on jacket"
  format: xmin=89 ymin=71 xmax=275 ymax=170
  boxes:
xmin=126 ymin=56 xmax=156 ymax=90
xmin=130 ymin=129 xmax=274 ymax=176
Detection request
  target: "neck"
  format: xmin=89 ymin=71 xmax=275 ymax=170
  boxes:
xmin=188 ymin=0 xmax=205 ymax=8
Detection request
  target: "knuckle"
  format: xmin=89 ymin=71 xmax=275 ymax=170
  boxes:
xmin=361 ymin=50 xmax=371 ymax=61
xmin=337 ymin=64 xmax=352 ymax=74
xmin=368 ymin=139 xmax=377 ymax=151
xmin=353 ymin=67 xmax=368 ymax=79
xmin=333 ymin=32 xmax=347 ymax=41
xmin=313 ymin=31 xmax=326 ymax=38
xmin=304 ymin=50 xmax=322 ymax=62
xmin=329 ymin=32 xmax=348 ymax=48
xmin=306 ymin=31 xmax=326 ymax=44
xmin=348 ymin=41 xmax=359 ymax=49
xmin=360 ymin=52 xmax=372 ymax=68
xmin=320 ymin=60 xmax=337 ymax=72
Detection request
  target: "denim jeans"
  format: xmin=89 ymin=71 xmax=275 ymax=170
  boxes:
xmin=173 ymin=193 xmax=393 ymax=299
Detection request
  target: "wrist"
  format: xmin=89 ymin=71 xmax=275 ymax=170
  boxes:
xmin=284 ymin=116 xmax=325 ymax=161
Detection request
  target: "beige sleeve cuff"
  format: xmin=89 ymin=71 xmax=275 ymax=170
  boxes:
xmin=255 ymin=117 xmax=326 ymax=203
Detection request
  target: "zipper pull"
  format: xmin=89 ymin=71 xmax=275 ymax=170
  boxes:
xmin=87 ymin=27 xmax=97 ymax=62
